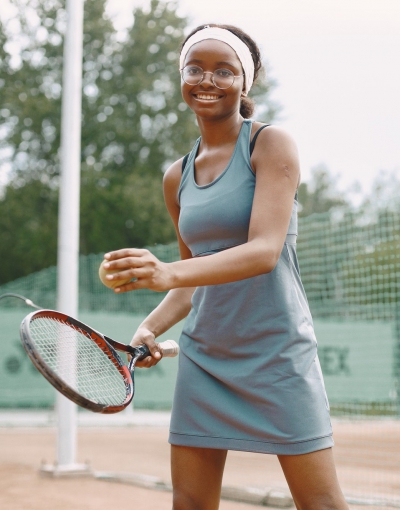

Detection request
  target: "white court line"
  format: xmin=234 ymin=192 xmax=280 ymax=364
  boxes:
xmin=0 ymin=409 xmax=171 ymax=428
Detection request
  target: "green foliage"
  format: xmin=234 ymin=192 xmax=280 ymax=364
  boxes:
xmin=79 ymin=171 xmax=175 ymax=254
xmin=249 ymin=65 xmax=281 ymax=123
xmin=296 ymin=169 xmax=400 ymax=318
xmin=338 ymin=208 xmax=400 ymax=307
xmin=297 ymin=203 xmax=400 ymax=321
xmin=0 ymin=0 xmax=279 ymax=284
xmin=0 ymin=180 xmax=59 ymax=282
xmin=359 ymin=169 xmax=400 ymax=214
xmin=79 ymin=0 xmax=200 ymax=181
xmin=0 ymin=0 xmax=64 ymax=181
xmin=297 ymin=164 xmax=349 ymax=217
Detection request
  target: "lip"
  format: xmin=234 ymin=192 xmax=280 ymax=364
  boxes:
xmin=193 ymin=93 xmax=223 ymax=102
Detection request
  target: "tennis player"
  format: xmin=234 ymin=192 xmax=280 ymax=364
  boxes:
xmin=103 ymin=24 xmax=348 ymax=510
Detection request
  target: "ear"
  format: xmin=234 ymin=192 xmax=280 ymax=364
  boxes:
xmin=241 ymin=73 xmax=247 ymax=96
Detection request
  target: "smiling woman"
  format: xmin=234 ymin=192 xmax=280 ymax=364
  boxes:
xmin=179 ymin=24 xmax=261 ymax=120
xmin=102 ymin=23 xmax=349 ymax=510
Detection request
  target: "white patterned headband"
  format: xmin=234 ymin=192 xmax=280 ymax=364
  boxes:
xmin=179 ymin=26 xmax=255 ymax=95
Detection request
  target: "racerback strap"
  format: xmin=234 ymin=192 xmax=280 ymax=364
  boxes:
xmin=250 ymin=124 xmax=270 ymax=156
xmin=181 ymin=124 xmax=271 ymax=173
xmin=180 ymin=124 xmax=297 ymax=199
xmin=181 ymin=153 xmax=190 ymax=173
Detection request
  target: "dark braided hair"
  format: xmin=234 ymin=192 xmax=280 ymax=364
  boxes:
xmin=180 ymin=24 xmax=263 ymax=118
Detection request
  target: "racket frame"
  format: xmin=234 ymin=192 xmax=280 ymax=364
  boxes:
xmin=20 ymin=310 xmax=135 ymax=414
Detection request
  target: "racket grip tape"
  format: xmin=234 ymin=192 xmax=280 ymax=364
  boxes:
xmin=159 ymin=339 xmax=179 ymax=357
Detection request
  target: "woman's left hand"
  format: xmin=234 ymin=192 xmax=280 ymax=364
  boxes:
xmin=102 ymin=248 xmax=173 ymax=293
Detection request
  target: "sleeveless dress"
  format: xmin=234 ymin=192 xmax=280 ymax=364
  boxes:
xmin=168 ymin=120 xmax=333 ymax=455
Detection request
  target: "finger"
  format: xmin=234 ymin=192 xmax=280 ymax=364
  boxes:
xmin=130 ymin=332 xmax=161 ymax=362
xmin=104 ymin=268 xmax=137 ymax=283
xmin=147 ymin=341 xmax=162 ymax=360
xmin=102 ymin=257 xmax=144 ymax=272
xmin=155 ymin=342 xmax=164 ymax=359
xmin=104 ymin=248 xmax=148 ymax=261
xmin=136 ymin=356 xmax=159 ymax=368
xmin=113 ymin=275 xmax=155 ymax=293
xmin=114 ymin=281 xmax=145 ymax=293
xmin=106 ymin=266 xmax=152 ymax=283
xmin=140 ymin=335 xmax=162 ymax=360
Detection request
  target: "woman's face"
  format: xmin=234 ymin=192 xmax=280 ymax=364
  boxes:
xmin=181 ymin=39 xmax=245 ymax=121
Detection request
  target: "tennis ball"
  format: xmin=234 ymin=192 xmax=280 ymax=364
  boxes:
xmin=98 ymin=260 xmax=132 ymax=289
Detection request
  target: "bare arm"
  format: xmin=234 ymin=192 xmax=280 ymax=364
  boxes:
xmin=129 ymin=157 xmax=195 ymax=366
xmin=135 ymin=287 xmax=194 ymax=338
xmin=104 ymin=127 xmax=299 ymax=291
xmin=136 ymin=156 xmax=195 ymax=333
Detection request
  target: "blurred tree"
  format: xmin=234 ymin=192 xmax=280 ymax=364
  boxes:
xmin=78 ymin=0 xmax=200 ymax=254
xmin=0 ymin=0 xmax=279 ymax=284
xmin=0 ymin=0 xmax=65 ymax=282
xmin=297 ymin=164 xmax=349 ymax=217
xmin=249 ymin=65 xmax=281 ymax=124
xmin=359 ymin=169 xmax=400 ymax=214
xmin=0 ymin=0 xmax=64 ymax=182
xmin=0 ymin=181 xmax=58 ymax=279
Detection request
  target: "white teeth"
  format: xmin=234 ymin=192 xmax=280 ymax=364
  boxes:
xmin=196 ymin=94 xmax=219 ymax=100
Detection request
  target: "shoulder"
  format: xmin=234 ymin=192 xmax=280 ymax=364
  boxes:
xmin=163 ymin=157 xmax=184 ymax=187
xmin=163 ymin=157 xmax=185 ymax=207
xmin=251 ymin=125 xmax=299 ymax=177
xmin=252 ymin=125 xmax=298 ymax=155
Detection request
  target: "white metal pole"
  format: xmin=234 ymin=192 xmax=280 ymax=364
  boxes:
xmin=56 ymin=0 xmax=84 ymax=469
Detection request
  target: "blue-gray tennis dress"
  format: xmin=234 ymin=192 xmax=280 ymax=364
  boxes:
xmin=169 ymin=120 xmax=333 ymax=455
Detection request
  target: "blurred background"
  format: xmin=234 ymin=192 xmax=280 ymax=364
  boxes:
xmin=0 ymin=0 xmax=399 ymax=508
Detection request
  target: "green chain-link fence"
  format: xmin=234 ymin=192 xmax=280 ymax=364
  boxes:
xmin=1 ymin=210 xmax=400 ymax=414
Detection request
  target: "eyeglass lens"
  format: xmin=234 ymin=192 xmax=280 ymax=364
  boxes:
xmin=181 ymin=66 xmax=236 ymax=89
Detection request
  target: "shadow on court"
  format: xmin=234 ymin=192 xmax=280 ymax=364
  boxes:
xmin=0 ymin=422 xmax=398 ymax=509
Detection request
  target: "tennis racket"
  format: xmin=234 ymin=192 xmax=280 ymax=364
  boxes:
xmin=20 ymin=309 xmax=179 ymax=414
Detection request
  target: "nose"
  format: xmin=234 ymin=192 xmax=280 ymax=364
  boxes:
xmin=200 ymin=71 xmax=214 ymax=88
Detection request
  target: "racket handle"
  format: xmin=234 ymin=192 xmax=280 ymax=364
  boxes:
xmin=159 ymin=339 xmax=179 ymax=357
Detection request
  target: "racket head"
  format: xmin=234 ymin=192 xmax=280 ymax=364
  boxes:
xmin=20 ymin=310 xmax=133 ymax=414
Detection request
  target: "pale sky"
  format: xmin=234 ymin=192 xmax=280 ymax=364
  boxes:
xmin=2 ymin=0 xmax=400 ymax=199
xmin=108 ymin=0 xmax=400 ymax=199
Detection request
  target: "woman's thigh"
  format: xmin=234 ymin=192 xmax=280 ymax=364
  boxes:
xmin=171 ymin=445 xmax=227 ymax=510
xmin=278 ymin=448 xmax=348 ymax=510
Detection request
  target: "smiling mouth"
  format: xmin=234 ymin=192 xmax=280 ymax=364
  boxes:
xmin=194 ymin=94 xmax=222 ymax=101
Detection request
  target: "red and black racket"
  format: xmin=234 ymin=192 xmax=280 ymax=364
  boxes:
xmin=20 ymin=309 xmax=179 ymax=414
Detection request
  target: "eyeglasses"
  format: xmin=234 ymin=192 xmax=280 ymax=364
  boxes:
xmin=180 ymin=65 xmax=244 ymax=90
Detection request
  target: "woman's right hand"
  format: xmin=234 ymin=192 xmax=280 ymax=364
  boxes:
xmin=129 ymin=327 xmax=162 ymax=368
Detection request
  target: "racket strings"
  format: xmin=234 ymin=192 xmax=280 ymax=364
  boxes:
xmin=29 ymin=317 xmax=129 ymax=406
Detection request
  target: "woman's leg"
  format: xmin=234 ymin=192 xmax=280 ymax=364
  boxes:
xmin=171 ymin=445 xmax=228 ymax=510
xmin=278 ymin=448 xmax=348 ymax=510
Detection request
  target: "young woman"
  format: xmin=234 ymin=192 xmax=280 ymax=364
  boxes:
xmin=102 ymin=24 xmax=348 ymax=510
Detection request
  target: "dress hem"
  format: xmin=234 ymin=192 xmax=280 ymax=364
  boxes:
xmin=169 ymin=431 xmax=334 ymax=455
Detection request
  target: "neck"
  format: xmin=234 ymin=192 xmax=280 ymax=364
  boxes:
xmin=196 ymin=112 xmax=245 ymax=148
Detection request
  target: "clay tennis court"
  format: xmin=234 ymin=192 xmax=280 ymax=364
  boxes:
xmin=1 ymin=417 xmax=399 ymax=510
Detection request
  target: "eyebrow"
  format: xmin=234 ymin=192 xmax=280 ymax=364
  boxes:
xmin=216 ymin=61 xmax=237 ymax=67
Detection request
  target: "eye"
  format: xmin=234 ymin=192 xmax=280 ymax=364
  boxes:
xmin=215 ymin=68 xmax=234 ymax=78
xmin=185 ymin=66 xmax=202 ymax=76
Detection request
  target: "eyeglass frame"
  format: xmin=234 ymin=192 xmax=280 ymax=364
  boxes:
xmin=180 ymin=65 xmax=244 ymax=90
